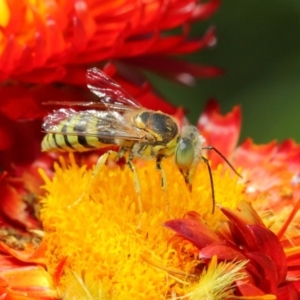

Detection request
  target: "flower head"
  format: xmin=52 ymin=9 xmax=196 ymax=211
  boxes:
xmin=1 ymin=98 xmax=300 ymax=299
xmin=38 ymin=150 xmax=244 ymax=298
xmin=0 ymin=0 xmax=221 ymax=83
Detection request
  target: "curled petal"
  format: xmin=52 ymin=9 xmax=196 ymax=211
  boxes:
xmin=219 ymin=204 xmax=288 ymax=286
xmin=246 ymin=252 xmax=278 ymax=295
xmin=199 ymin=243 xmax=247 ymax=261
xmin=235 ymin=280 xmax=274 ymax=298
xmin=164 ymin=217 xmax=221 ymax=249
xmin=247 ymin=225 xmax=287 ymax=284
xmin=220 ymin=201 xmax=265 ymax=227
xmin=277 ymin=284 xmax=299 ymax=300
xmin=219 ymin=202 xmax=264 ymax=250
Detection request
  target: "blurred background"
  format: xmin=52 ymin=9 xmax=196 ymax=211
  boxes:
xmin=150 ymin=0 xmax=300 ymax=144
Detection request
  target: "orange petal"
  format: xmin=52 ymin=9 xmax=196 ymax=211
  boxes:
xmin=0 ymin=254 xmax=58 ymax=299
xmin=234 ymin=138 xmax=277 ymax=169
xmin=197 ymin=99 xmax=241 ymax=168
xmin=0 ymin=239 xmax=46 ymax=266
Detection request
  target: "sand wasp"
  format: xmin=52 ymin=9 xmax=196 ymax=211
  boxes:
xmin=42 ymin=67 xmax=240 ymax=215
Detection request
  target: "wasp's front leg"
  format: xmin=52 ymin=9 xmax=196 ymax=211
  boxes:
xmin=126 ymin=150 xmax=144 ymax=229
xmin=73 ymin=147 xmax=126 ymax=206
xmin=156 ymin=156 xmax=167 ymax=191
xmin=156 ymin=156 xmax=169 ymax=212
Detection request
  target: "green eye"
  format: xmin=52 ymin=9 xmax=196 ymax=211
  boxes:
xmin=175 ymin=137 xmax=194 ymax=168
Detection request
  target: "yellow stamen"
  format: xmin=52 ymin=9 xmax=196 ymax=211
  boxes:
xmin=179 ymin=256 xmax=248 ymax=300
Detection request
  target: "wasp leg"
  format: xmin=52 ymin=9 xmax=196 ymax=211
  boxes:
xmin=73 ymin=148 xmax=125 ymax=206
xmin=201 ymin=156 xmax=215 ymax=214
xmin=156 ymin=156 xmax=169 ymax=212
xmin=180 ymin=156 xmax=215 ymax=214
xmin=126 ymin=151 xmax=143 ymax=228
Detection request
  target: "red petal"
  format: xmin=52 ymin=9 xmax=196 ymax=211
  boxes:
xmin=112 ymin=74 xmax=177 ymax=114
xmin=219 ymin=203 xmax=264 ymax=250
xmin=286 ymin=250 xmax=300 ymax=277
xmin=172 ymin=107 xmax=188 ymax=130
xmin=199 ymin=243 xmax=247 ymax=261
xmin=247 ymin=225 xmax=287 ymax=284
xmin=192 ymin=0 xmax=221 ymax=21
xmin=215 ymin=222 xmax=236 ymax=245
xmin=276 ymin=139 xmax=300 ymax=173
xmin=246 ymin=252 xmax=278 ymax=295
xmin=234 ymin=138 xmax=277 ymax=170
xmin=125 ymin=55 xmax=223 ymax=86
xmin=197 ymin=99 xmax=241 ymax=168
xmin=53 ymin=256 xmax=68 ymax=286
xmin=292 ymin=279 xmax=300 ymax=293
xmin=0 ymin=115 xmax=13 ymax=151
xmin=220 ymin=202 xmax=265 ymax=227
xmin=164 ymin=217 xmax=221 ymax=249
xmin=0 ymin=85 xmax=48 ymax=121
xmin=0 ymin=184 xmax=39 ymax=230
xmin=235 ymin=280 xmax=268 ymax=297
xmin=277 ymin=284 xmax=299 ymax=300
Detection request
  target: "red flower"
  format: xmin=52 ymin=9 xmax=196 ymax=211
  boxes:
xmin=0 ymin=0 xmax=221 ymax=83
xmin=164 ymin=202 xmax=300 ymax=298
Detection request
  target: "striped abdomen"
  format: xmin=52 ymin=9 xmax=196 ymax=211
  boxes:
xmin=42 ymin=111 xmax=116 ymax=152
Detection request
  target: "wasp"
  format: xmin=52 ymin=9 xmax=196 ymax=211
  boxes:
xmin=42 ymin=67 xmax=240 ymax=215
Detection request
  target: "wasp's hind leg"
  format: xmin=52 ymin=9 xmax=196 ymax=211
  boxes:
xmin=73 ymin=147 xmax=126 ymax=206
xmin=126 ymin=151 xmax=143 ymax=228
xmin=156 ymin=156 xmax=169 ymax=212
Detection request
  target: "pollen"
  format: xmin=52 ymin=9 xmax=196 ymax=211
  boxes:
xmin=39 ymin=154 xmax=245 ymax=299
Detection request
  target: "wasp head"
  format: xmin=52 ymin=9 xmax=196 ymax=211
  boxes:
xmin=175 ymin=125 xmax=204 ymax=190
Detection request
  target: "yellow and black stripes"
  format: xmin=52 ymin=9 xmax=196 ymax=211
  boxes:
xmin=42 ymin=112 xmax=106 ymax=152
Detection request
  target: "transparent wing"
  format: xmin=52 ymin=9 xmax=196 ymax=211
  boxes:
xmin=42 ymin=108 xmax=77 ymax=131
xmin=42 ymin=101 xmax=138 ymax=112
xmin=87 ymin=67 xmax=143 ymax=108
xmin=42 ymin=109 xmax=151 ymax=142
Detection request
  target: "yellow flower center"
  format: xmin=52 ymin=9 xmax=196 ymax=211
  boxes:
xmin=39 ymin=154 xmax=244 ymax=299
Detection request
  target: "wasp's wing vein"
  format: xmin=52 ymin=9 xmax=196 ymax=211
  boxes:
xmin=42 ymin=109 xmax=148 ymax=142
xmin=87 ymin=67 xmax=143 ymax=109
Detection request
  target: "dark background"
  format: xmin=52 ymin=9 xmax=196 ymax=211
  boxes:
xmin=150 ymin=0 xmax=300 ymax=144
